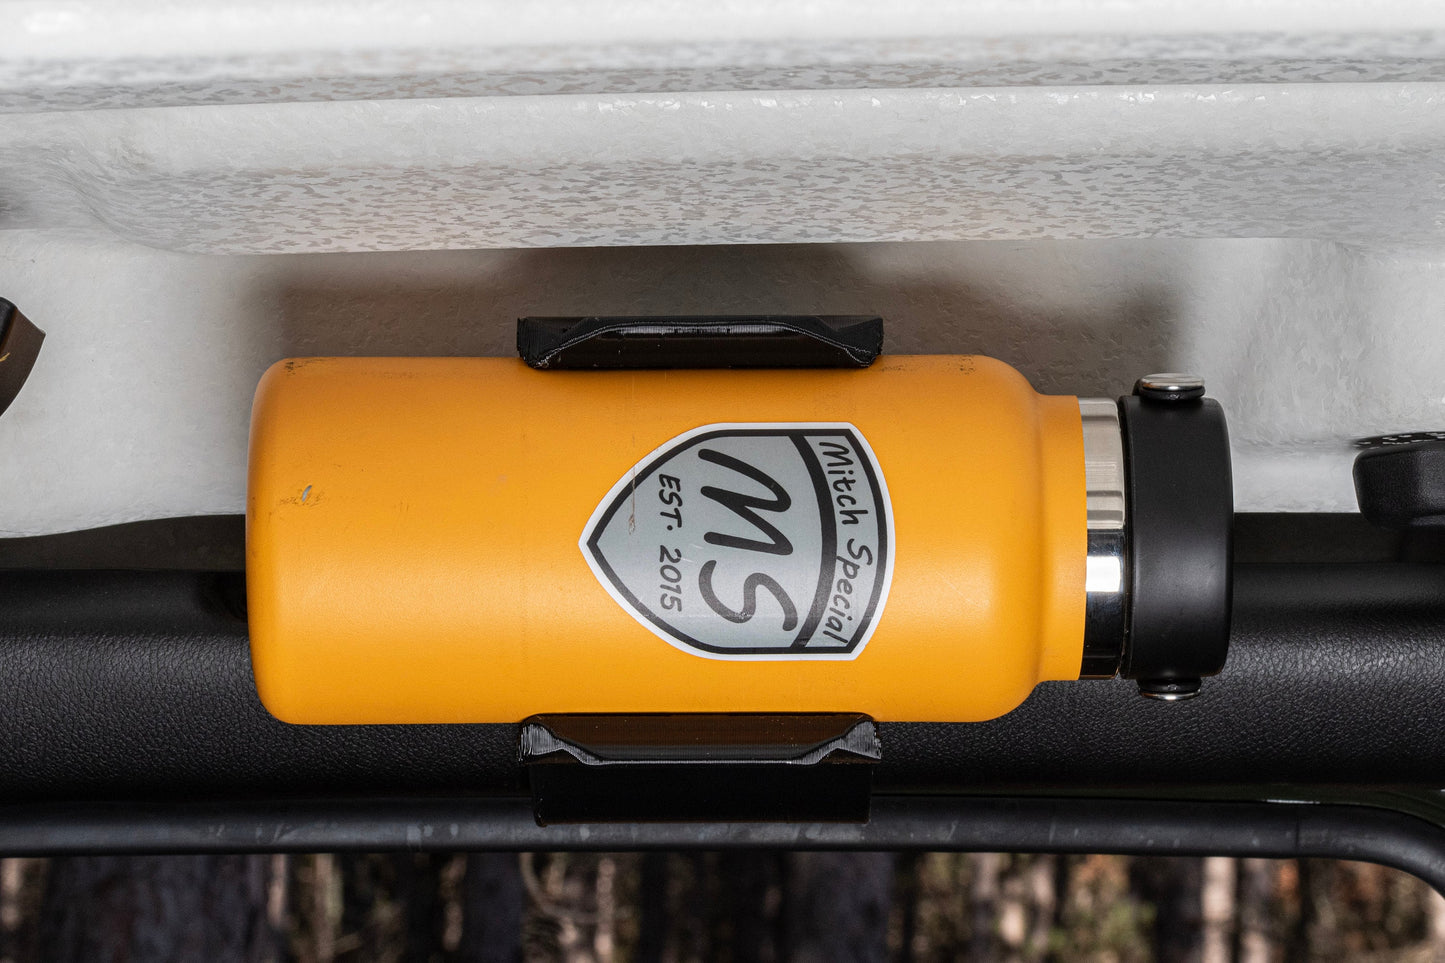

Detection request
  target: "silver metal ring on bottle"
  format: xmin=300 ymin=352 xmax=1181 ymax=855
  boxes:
xmin=1079 ymin=398 xmax=1128 ymax=678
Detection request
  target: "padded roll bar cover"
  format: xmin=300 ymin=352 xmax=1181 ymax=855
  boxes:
xmin=0 ymin=563 xmax=1441 ymax=801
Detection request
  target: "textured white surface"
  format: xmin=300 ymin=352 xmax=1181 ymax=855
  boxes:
xmin=6 ymin=85 xmax=1445 ymax=253
xmin=9 ymin=32 xmax=1445 ymax=111
xmin=6 ymin=3 xmax=1445 ymax=253
xmin=12 ymin=1 xmax=1445 ymax=60
xmin=9 ymin=1 xmax=1445 ymax=117
xmin=2 ymin=232 xmax=1443 ymax=535
xmin=4 ymin=4 xmax=1445 ymax=533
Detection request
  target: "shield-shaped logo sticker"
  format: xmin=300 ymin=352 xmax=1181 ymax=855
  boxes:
xmin=580 ymin=423 xmax=894 ymax=660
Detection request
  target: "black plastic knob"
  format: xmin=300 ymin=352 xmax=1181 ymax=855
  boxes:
xmin=1354 ymin=440 xmax=1445 ymax=529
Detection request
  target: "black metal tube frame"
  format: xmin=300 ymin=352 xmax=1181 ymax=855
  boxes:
xmin=2 ymin=796 xmax=1442 ymax=896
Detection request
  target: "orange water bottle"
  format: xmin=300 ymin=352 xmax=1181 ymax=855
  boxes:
xmin=246 ymin=317 xmax=1231 ymax=724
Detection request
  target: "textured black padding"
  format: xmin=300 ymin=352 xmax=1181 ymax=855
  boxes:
xmin=0 ymin=563 xmax=1442 ymax=803
xmin=0 ymin=571 xmax=521 ymax=802
xmin=881 ymin=562 xmax=1445 ymax=789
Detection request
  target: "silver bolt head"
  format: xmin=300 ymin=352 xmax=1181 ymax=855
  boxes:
xmin=1138 ymin=373 xmax=1206 ymax=394
xmin=1140 ymin=689 xmax=1200 ymax=702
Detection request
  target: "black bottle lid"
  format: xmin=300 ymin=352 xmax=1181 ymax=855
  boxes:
xmin=1119 ymin=375 xmax=1234 ymax=699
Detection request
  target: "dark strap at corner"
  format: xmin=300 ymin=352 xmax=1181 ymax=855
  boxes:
xmin=0 ymin=300 xmax=45 ymax=419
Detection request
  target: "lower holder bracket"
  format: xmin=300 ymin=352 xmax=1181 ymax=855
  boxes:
xmin=520 ymin=713 xmax=880 ymax=825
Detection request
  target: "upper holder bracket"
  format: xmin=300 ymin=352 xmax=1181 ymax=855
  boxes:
xmin=517 ymin=315 xmax=882 ymax=370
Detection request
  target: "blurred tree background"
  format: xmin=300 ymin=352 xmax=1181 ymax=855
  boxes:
xmin=2 ymin=852 xmax=1442 ymax=962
